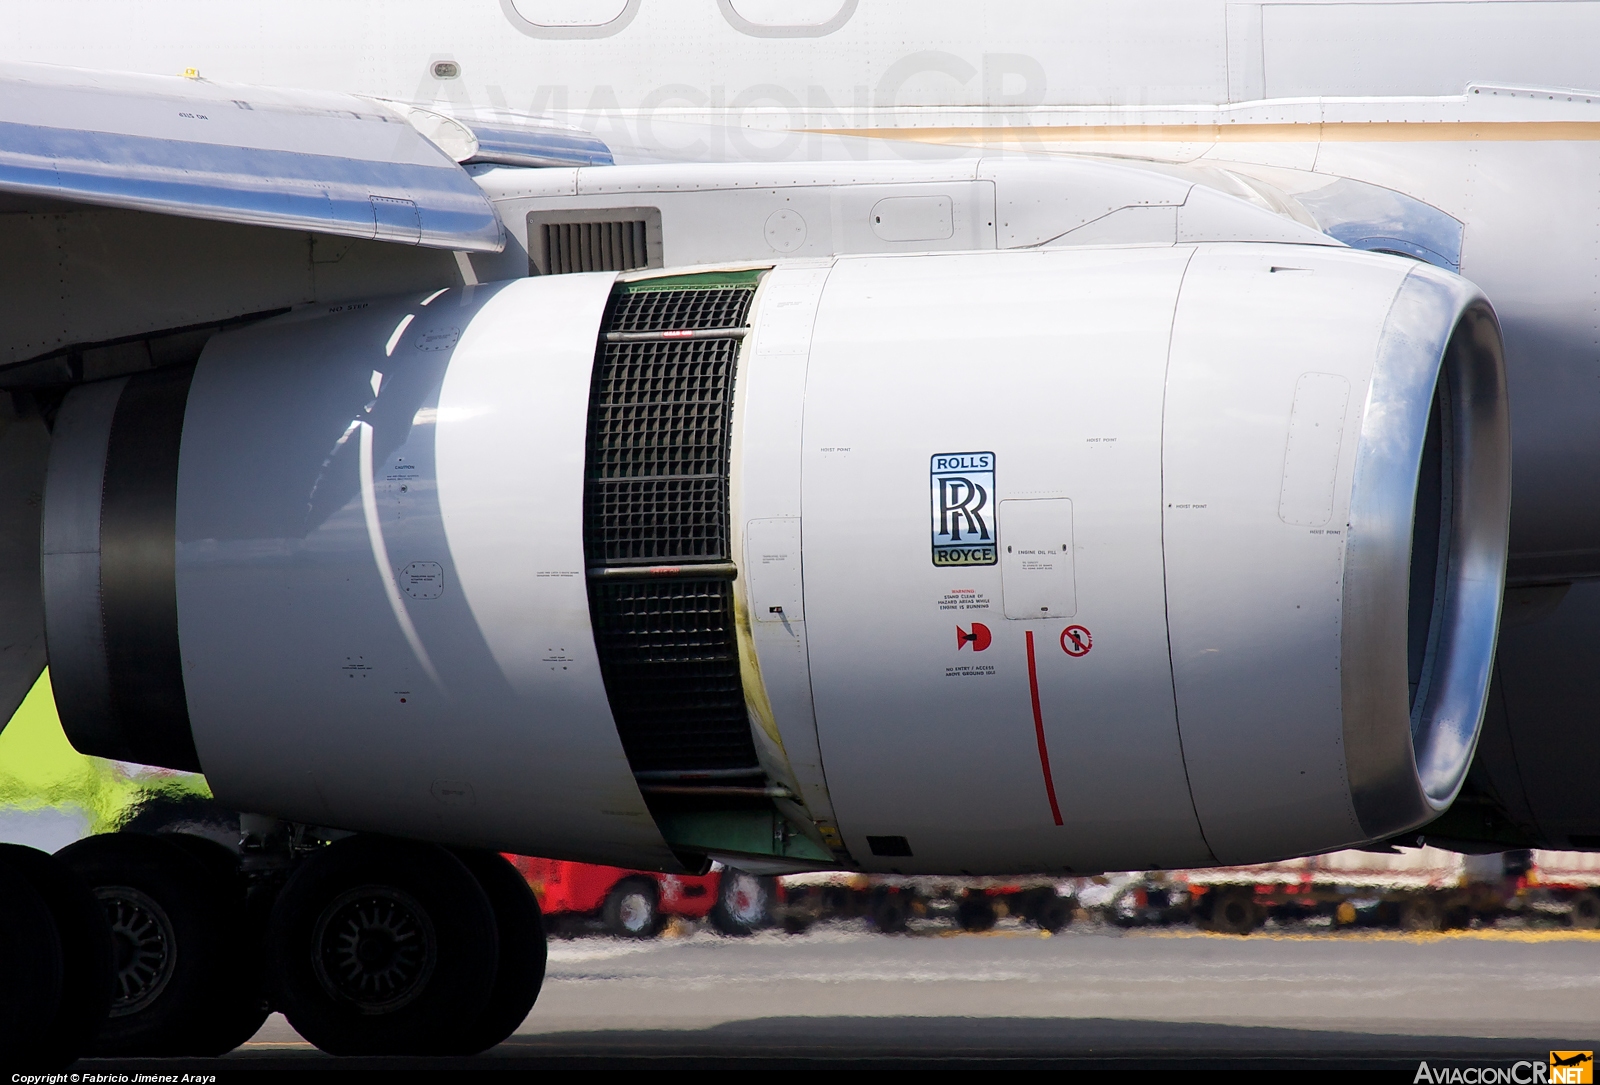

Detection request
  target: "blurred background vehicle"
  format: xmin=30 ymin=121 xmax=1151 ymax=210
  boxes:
xmin=1076 ymin=848 xmax=1600 ymax=934
xmin=503 ymin=856 xmax=779 ymax=938
xmin=778 ymin=873 xmax=1077 ymax=934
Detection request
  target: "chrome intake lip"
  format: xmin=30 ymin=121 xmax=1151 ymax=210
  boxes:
xmin=1341 ymin=265 xmax=1511 ymax=839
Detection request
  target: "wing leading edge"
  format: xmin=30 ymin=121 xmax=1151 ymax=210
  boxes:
xmin=0 ymin=62 xmax=505 ymax=253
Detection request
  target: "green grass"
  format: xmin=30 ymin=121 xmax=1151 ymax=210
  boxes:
xmin=0 ymin=669 xmax=209 ymax=835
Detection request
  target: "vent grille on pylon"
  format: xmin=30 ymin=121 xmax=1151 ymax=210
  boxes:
xmin=541 ymin=220 xmax=650 ymax=275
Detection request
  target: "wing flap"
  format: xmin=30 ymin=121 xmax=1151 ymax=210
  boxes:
xmin=0 ymin=63 xmax=504 ymax=253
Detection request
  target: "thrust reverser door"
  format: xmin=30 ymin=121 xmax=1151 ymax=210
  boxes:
xmin=582 ymin=269 xmax=842 ymax=870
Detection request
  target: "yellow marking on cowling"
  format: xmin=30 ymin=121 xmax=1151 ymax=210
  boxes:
xmin=813 ymin=121 xmax=1600 ymax=144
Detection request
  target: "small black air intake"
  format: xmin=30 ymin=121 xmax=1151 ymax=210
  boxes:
xmin=583 ymin=272 xmax=761 ymax=776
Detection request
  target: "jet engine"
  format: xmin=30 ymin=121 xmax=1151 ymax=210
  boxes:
xmin=40 ymin=243 xmax=1509 ymax=874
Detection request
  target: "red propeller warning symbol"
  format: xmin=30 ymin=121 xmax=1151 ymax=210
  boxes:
xmin=956 ymin=623 xmax=992 ymax=652
xmin=1060 ymin=625 xmax=1092 ymax=657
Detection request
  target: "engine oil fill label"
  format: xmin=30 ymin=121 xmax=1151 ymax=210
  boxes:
xmin=931 ymin=452 xmax=997 ymax=567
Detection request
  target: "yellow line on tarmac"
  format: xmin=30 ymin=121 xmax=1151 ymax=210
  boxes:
xmin=1132 ymin=927 xmax=1600 ymax=944
xmin=937 ymin=927 xmax=1058 ymax=939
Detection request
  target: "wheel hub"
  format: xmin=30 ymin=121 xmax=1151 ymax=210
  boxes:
xmin=97 ymin=885 xmax=177 ymax=1017
xmin=618 ymin=892 xmax=652 ymax=933
xmin=312 ymin=885 xmax=437 ymax=1013
xmin=723 ymin=874 xmax=764 ymax=924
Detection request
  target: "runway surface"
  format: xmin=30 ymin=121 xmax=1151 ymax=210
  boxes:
xmin=75 ymin=919 xmax=1600 ymax=1077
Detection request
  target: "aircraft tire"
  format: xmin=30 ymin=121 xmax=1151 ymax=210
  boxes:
xmin=448 ymin=849 xmax=548 ymax=1054
xmin=158 ymin=834 xmax=271 ymax=1051
xmin=56 ymin=832 xmax=240 ymax=1055
xmin=0 ymin=854 xmax=67 ymax=1066
xmin=0 ymin=845 xmax=113 ymax=1067
xmin=267 ymin=836 xmax=498 ymax=1056
xmin=602 ymin=876 xmax=661 ymax=938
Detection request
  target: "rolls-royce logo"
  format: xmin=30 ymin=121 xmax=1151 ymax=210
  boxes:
xmin=931 ymin=452 xmax=997 ymax=567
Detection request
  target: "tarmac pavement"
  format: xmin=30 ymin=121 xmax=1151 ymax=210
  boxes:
xmin=74 ymin=918 xmax=1600 ymax=1077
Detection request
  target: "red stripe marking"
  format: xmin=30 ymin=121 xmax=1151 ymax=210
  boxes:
xmin=1025 ymin=630 xmax=1064 ymax=826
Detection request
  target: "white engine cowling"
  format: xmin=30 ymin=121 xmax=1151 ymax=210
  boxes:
xmin=40 ymin=243 xmax=1509 ymax=873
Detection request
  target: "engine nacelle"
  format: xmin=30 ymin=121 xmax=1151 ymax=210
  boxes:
xmin=41 ymin=244 xmax=1509 ymax=873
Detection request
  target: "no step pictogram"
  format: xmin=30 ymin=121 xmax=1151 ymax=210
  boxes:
xmin=1060 ymin=625 xmax=1092 ymax=657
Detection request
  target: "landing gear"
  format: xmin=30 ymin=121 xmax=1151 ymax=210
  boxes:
xmin=710 ymin=869 xmax=775 ymax=936
xmin=27 ymin=828 xmax=547 ymax=1060
xmin=266 ymin=836 xmax=506 ymax=1055
xmin=0 ymin=844 xmax=113 ymax=1068
xmin=603 ymin=876 xmax=661 ymax=938
xmin=56 ymin=832 xmax=261 ymax=1056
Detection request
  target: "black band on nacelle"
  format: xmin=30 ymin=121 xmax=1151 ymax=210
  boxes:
xmin=99 ymin=366 xmax=200 ymax=772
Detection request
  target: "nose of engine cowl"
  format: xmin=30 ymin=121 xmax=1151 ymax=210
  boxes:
xmin=1158 ymin=248 xmax=1510 ymax=866
xmin=1341 ymin=265 xmax=1511 ymax=840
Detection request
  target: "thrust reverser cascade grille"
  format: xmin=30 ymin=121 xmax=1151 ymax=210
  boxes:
xmin=609 ymin=287 xmax=755 ymax=334
xmin=588 ymin=339 xmax=736 ymax=563
xmin=590 ymin=580 xmax=751 ymax=771
xmin=584 ymin=271 xmax=763 ymax=776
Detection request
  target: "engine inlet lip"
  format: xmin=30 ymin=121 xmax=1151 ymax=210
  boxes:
xmin=1341 ymin=267 xmax=1511 ymax=839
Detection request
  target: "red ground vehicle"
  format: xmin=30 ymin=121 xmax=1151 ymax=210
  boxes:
xmin=504 ymin=855 xmax=777 ymax=937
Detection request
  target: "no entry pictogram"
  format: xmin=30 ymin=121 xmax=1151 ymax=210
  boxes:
xmin=1060 ymin=625 xmax=1092 ymax=657
xmin=956 ymin=623 xmax=992 ymax=651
